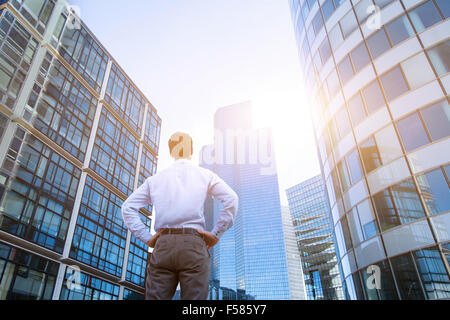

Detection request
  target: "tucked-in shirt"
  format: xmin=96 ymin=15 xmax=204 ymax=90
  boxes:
xmin=121 ymin=159 xmax=239 ymax=244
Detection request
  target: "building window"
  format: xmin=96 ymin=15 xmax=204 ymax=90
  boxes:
xmin=427 ymin=40 xmax=450 ymax=77
xmin=359 ymin=136 xmax=382 ymax=174
xmin=123 ymin=288 xmax=144 ymax=300
xmin=0 ymin=112 xmax=8 ymax=141
xmin=126 ymin=213 xmax=151 ymax=287
xmin=390 ymin=253 xmax=425 ymax=300
xmin=60 ymin=270 xmax=119 ymax=300
xmin=360 ymin=259 xmax=399 ymax=300
xmin=420 ymin=100 xmax=450 ymax=141
xmin=329 ymin=23 xmax=344 ymax=51
xmin=338 ymin=56 xmax=354 ymax=85
xmin=401 ymin=53 xmax=436 ymax=89
xmin=0 ymin=127 xmax=81 ymax=253
xmin=90 ymin=108 xmax=139 ymax=196
xmin=354 ymin=0 xmax=373 ymax=24
xmin=380 ymin=66 xmax=409 ymax=102
xmin=346 ymin=148 xmax=363 ymax=184
xmin=0 ymin=12 xmax=39 ymax=109
xmin=0 ymin=242 xmax=58 ymax=300
xmin=361 ymin=80 xmax=385 ymax=114
xmin=9 ymin=0 xmax=55 ymax=34
xmin=326 ymin=69 xmax=340 ymax=98
xmin=312 ymin=11 xmax=323 ymax=36
xmin=335 ymin=106 xmax=351 ymax=138
xmin=385 ymin=14 xmax=415 ymax=46
xmin=347 ymin=92 xmax=366 ymax=126
xmin=321 ymin=0 xmax=335 ymax=22
xmin=340 ymin=9 xmax=358 ymax=39
xmin=350 ymin=42 xmax=371 ymax=72
xmin=396 ymin=100 xmax=449 ymax=152
xmin=366 ymin=29 xmax=391 ymax=59
xmin=434 ymin=0 xmax=450 ymax=18
xmin=408 ymin=0 xmax=443 ymax=33
xmin=412 ymin=246 xmax=450 ymax=299
xmin=416 ymin=166 xmax=450 ymax=215
xmin=70 ymin=176 xmax=127 ymax=277
xmin=30 ymin=56 xmax=98 ymax=163
xmin=318 ymin=38 xmax=332 ymax=64
xmin=59 ymin=25 xmax=108 ymax=93
xmin=372 ymin=178 xmax=426 ymax=232
xmin=105 ymin=64 xmax=146 ymax=135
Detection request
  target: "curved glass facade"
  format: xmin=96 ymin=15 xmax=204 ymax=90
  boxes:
xmin=289 ymin=0 xmax=450 ymax=299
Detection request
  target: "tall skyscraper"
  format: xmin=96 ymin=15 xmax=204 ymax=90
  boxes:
xmin=200 ymin=101 xmax=291 ymax=300
xmin=286 ymin=176 xmax=344 ymax=300
xmin=280 ymin=205 xmax=307 ymax=299
xmin=0 ymin=0 xmax=161 ymax=300
xmin=289 ymin=0 xmax=450 ymax=299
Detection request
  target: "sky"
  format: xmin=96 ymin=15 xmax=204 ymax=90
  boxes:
xmin=68 ymin=0 xmax=320 ymax=205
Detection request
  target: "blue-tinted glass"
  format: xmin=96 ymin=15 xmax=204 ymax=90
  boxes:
xmin=362 ymin=80 xmax=385 ymax=114
xmin=373 ymin=189 xmax=398 ymax=231
xmin=338 ymin=55 xmax=354 ymax=84
xmin=420 ymin=100 xmax=450 ymax=141
xmin=380 ymin=67 xmax=409 ymax=102
xmin=391 ymin=253 xmax=425 ymax=300
xmin=321 ymin=0 xmax=335 ymax=21
xmin=347 ymin=93 xmax=366 ymax=125
xmin=385 ymin=14 xmax=415 ymax=46
xmin=413 ymin=247 xmax=450 ymax=299
xmin=435 ymin=0 xmax=450 ymax=18
xmin=409 ymin=0 xmax=442 ymax=33
xmin=391 ymin=179 xmax=426 ymax=224
xmin=427 ymin=40 xmax=450 ymax=76
xmin=360 ymin=137 xmax=381 ymax=173
xmin=346 ymin=148 xmax=363 ymax=184
xmin=367 ymin=29 xmax=391 ymax=59
xmin=350 ymin=42 xmax=371 ymax=72
xmin=397 ymin=112 xmax=430 ymax=152
xmin=312 ymin=11 xmax=323 ymax=35
xmin=417 ymin=168 xmax=450 ymax=215
xmin=362 ymin=221 xmax=378 ymax=239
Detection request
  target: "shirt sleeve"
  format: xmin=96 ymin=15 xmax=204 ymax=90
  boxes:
xmin=121 ymin=178 xmax=153 ymax=244
xmin=208 ymin=172 xmax=239 ymax=239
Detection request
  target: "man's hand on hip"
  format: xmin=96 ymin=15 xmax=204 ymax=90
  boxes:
xmin=146 ymin=229 xmax=165 ymax=248
xmin=196 ymin=229 xmax=219 ymax=250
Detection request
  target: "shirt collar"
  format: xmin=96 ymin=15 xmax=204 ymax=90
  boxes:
xmin=174 ymin=158 xmax=192 ymax=164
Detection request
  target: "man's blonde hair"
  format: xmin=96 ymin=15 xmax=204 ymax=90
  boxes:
xmin=168 ymin=132 xmax=193 ymax=159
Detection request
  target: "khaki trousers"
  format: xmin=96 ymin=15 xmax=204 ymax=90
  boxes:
xmin=145 ymin=233 xmax=210 ymax=300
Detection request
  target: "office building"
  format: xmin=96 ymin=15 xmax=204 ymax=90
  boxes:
xmin=286 ymin=176 xmax=344 ymax=299
xmin=200 ymin=101 xmax=291 ymax=299
xmin=0 ymin=0 xmax=161 ymax=299
xmin=289 ymin=0 xmax=450 ymax=299
xmin=281 ymin=205 xmax=307 ymax=300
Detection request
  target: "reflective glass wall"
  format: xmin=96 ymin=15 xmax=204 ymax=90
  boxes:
xmin=289 ymin=0 xmax=450 ymax=299
xmin=0 ymin=0 xmax=161 ymax=300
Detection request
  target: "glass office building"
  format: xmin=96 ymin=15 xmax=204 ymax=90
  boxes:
xmin=200 ymin=102 xmax=291 ymax=300
xmin=286 ymin=175 xmax=344 ymax=300
xmin=0 ymin=0 xmax=161 ymax=300
xmin=289 ymin=0 xmax=450 ymax=299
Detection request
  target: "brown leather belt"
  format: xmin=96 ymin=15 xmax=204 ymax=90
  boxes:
xmin=161 ymin=228 xmax=202 ymax=238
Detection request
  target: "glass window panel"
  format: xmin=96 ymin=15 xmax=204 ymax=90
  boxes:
xmin=312 ymin=11 xmax=323 ymax=35
xmin=374 ymin=0 xmax=393 ymax=9
xmin=427 ymin=40 xmax=450 ymax=77
xmin=360 ymin=137 xmax=381 ymax=173
xmin=347 ymin=92 xmax=366 ymax=126
xmin=362 ymin=80 xmax=385 ymax=114
xmin=413 ymin=246 xmax=450 ymax=299
xmin=374 ymin=125 xmax=403 ymax=165
xmin=346 ymin=148 xmax=363 ymax=184
xmin=435 ymin=0 xmax=450 ymax=18
xmin=385 ymin=14 xmax=415 ymax=46
xmin=354 ymin=0 xmax=373 ymax=23
xmin=23 ymin=0 xmax=44 ymax=17
xmin=401 ymin=53 xmax=436 ymax=89
xmin=329 ymin=23 xmax=343 ymax=51
xmin=420 ymin=100 xmax=450 ymax=142
xmin=327 ymin=69 xmax=340 ymax=98
xmin=321 ymin=0 xmax=335 ymax=21
xmin=357 ymin=199 xmax=379 ymax=239
xmin=360 ymin=260 xmax=399 ymax=300
xmin=417 ymin=168 xmax=450 ymax=215
xmin=409 ymin=0 xmax=443 ymax=33
xmin=391 ymin=253 xmax=425 ymax=300
xmin=348 ymin=208 xmax=364 ymax=245
xmin=340 ymin=9 xmax=358 ymax=38
xmin=338 ymin=160 xmax=351 ymax=192
xmin=319 ymin=38 xmax=332 ymax=64
xmin=335 ymin=107 xmax=351 ymax=138
xmin=338 ymin=56 xmax=354 ymax=85
xmin=391 ymin=178 xmax=426 ymax=224
xmin=350 ymin=42 xmax=371 ymax=72
xmin=380 ymin=67 xmax=409 ymax=102
xmin=367 ymin=29 xmax=391 ymax=59
xmin=397 ymin=112 xmax=430 ymax=152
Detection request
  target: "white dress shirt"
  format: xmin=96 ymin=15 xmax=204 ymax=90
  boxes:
xmin=121 ymin=159 xmax=239 ymax=244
